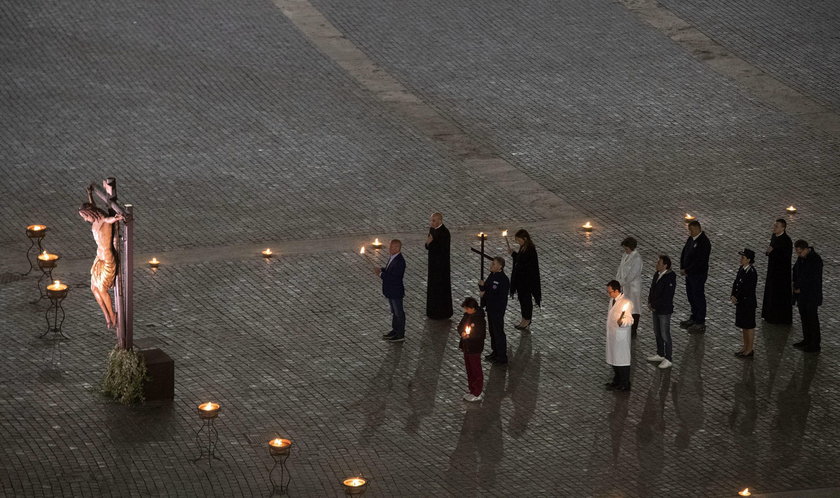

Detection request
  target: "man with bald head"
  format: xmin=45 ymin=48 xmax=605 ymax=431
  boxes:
xmin=425 ymin=212 xmax=453 ymax=319
xmin=377 ymin=239 xmax=407 ymax=342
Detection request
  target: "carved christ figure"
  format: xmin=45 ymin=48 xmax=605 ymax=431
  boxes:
xmin=79 ymin=185 xmax=122 ymax=329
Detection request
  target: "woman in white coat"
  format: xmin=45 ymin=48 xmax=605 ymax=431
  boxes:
xmin=605 ymin=280 xmax=635 ymax=391
xmin=615 ymin=237 xmax=643 ymax=338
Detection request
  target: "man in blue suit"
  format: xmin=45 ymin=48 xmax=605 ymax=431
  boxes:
xmin=378 ymin=239 xmax=407 ymax=342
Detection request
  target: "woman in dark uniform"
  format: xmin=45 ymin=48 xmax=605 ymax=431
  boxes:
xmin=507 ymin=229 xmax=541 ymax=331
xmin=732 ymin=249 xmax=758 ymax=358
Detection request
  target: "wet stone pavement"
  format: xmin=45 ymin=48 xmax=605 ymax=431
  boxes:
xmin=2 ymin=0 xmax=840 ymax=497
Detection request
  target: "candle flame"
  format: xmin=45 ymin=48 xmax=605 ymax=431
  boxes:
xmin=623 ymin=303 xmax=629 ymax=311
xmin=502 ymin=230 xmax=508 ymax=237
xmin=150 ymin=258 xmax=159 ymax=264
xmin=582 ymin=222 xmax=593 ymax=229
xmin=360 ymin=246 xmax=365 ymax=254
xmin=262 ymin=248 xmax=272 ymax=256
xmin=787 ymin=205 xmax=796 ymax=212
xmin=42 ymin=250 xmax=48 ymax=257
xmin=53 ymin=280 xmax=59 ymax=286
xmin=465 ymin=326 xmax=471 ymax=336
xmin=344 ymin=478 xmax=366 ymax=487
xmin=374 ymin=238 xmax=381 ymax=244
xmin=199 ymin=402 xmax=219 ymax=411
xmin=739 ymin=489 xmax=751 ymax=497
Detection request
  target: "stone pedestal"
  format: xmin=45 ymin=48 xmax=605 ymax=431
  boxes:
xmin=140 ymin=348 xmax=174 ymax=401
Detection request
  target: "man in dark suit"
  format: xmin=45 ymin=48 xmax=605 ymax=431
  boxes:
xmin=680 ymin=220 xmax=712 ymax=333
xmin=378 ymin=239 xmax=407 ymax=342
xmin=479 ymin=257 xmax=510 ymax=364
xmin=792 ymin=240 xmax=823 ymax=353
xmin=647 ymin=255 xmax=677 ymax=369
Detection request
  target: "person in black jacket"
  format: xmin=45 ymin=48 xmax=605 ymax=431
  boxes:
xmin=732 ymin=249 xmax=758 ymax=358
xmin=377 ymin=239 xmax=407 ymax=342
xmin=507 ymin=229 xmax=541 ymax=331
xmin=647 ymin=255 xmax=677 ymax=369
xmin=425 ymin=212 xmax=453 ymax=319
xmin=458 ymin=297 xmax=487 ymax=402
xmin=479 ymin=257 xmax=510 ymax=364
xmin=762 ymin=219 xmax=793 ymax=324
xmin=792 ymin=240 xmax=823 ymax=353
xmin=680 ymin=220 xmax=712 ymax=332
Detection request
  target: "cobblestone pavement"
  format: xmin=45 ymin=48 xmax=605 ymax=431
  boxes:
xmin=2 ymin=0 xmax=840 ymax=496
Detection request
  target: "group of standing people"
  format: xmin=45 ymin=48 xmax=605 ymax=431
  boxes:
xmin=375 ymin=213 xmax=823 ymax=400
xmin=376 ymin=213 xmax=541 ymax=402
xmin=603 ymin=218 xmax=824 ymax=392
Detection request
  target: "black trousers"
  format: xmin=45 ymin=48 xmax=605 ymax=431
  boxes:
xmin=685 ymin=273 xmax=707 ymax=323
xmin=518 ymin=292 xmax=533 ymax=320
xmin=798 ymin=302 xmax=821 ymax=349
xmin=611 ymin=365 xmax=630 ymax=388
xmin=487 ymin=311 xmax=508 ymax=361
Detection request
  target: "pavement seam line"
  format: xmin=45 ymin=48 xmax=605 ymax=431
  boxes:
xmin=618 ymin=0 xmax=840 ymax=136
xmin=273 ymin=0 xmax=581 ymax=221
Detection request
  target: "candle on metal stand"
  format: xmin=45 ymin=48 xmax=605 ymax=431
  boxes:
xmin=262 ymin=248 xmax=273 ymax=258
xmin=342 ymin=476 xmax=369 ymax=495
xmin=371 ymin=238 xmax=383 ymax=249
xmin=684 ymin=213 xmax=696 ymax=223
xmin=738 ymin=489 xmax=751 ymax=497
xmin=786 ymin=205 xmax=797 ymax=214
xmin=148 ymin=257 xmax=160 ymax=268
xmin=582 ymin=221 xmax=593 ymax=232
xmin=26 ymin=224 xmax=47 ymax=238
xmin=197 ymin=401 xmax=221 ymax=419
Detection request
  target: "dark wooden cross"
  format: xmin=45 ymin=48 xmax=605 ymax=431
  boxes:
xmin=470 ymin=233 xmax=493 ymax=280
xmin=91 ymin=179 xmax=135 ymax=350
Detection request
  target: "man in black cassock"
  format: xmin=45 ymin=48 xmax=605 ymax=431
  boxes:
xmin=762 ymin=218 xmax=793 ymax=324
xmin=425 ymin=212 xmax=453 ymax=319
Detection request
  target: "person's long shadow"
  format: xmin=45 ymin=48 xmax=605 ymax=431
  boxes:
xmin=444 ymin=363 xmax=507 ymax=496
xmin=608 ymin=385 xmax=631 ymax=463
xmin=672 ymin=333 xmax=705 ymax=450
xmin=770 ymin=353 xmax=819 ymax=468
xmin=762 ymin=321 xmax=792 ymax=402
xmin=358 ymin=346 xmax=404 ymax=444
xmin=405 ymin=319 xmax=451 ymax=433
xmin=636 ymin=369 xmax=670 ymax=496
xmin=728 ymin=359 xmax=758 ymax=485
xmin=507 ymin=333 xmax=540 ymax=438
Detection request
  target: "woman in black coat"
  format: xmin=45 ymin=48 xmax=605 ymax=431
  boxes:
xmin=731 ymin=249 xmax=758 ymax=358
xmin=507 ymin=229 xmax=541 ymax=330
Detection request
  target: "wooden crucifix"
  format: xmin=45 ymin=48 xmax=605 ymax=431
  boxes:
xmin=470 ymin=233 xmax=493 ymax=280
xmin=79 ymin=178 xmax=135 ymax=350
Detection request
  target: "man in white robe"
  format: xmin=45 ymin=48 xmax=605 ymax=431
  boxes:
xmin=605 ymin=280 xmax=635 ymax=391
xmin=615 ymin=237 xmax=643 ymax=338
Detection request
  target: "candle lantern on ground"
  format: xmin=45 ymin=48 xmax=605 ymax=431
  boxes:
xmin=267 ymin=437 xmax=293 ymax=495
xmin=343 ymin=476 xmax=369 ymax=496
xmin=23 ymin=225 xmax=48 ymax=276
xmin=193 ymin=402 xmax=222 ymax=464
xmin=34 ymin=251 xmax=60 ymax=303
xmin=41 ymin=280 xmax=69 ymax=340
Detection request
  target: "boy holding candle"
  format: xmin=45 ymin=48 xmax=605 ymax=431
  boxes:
xmin=458 ymin=297 xmax=487 ymax=402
